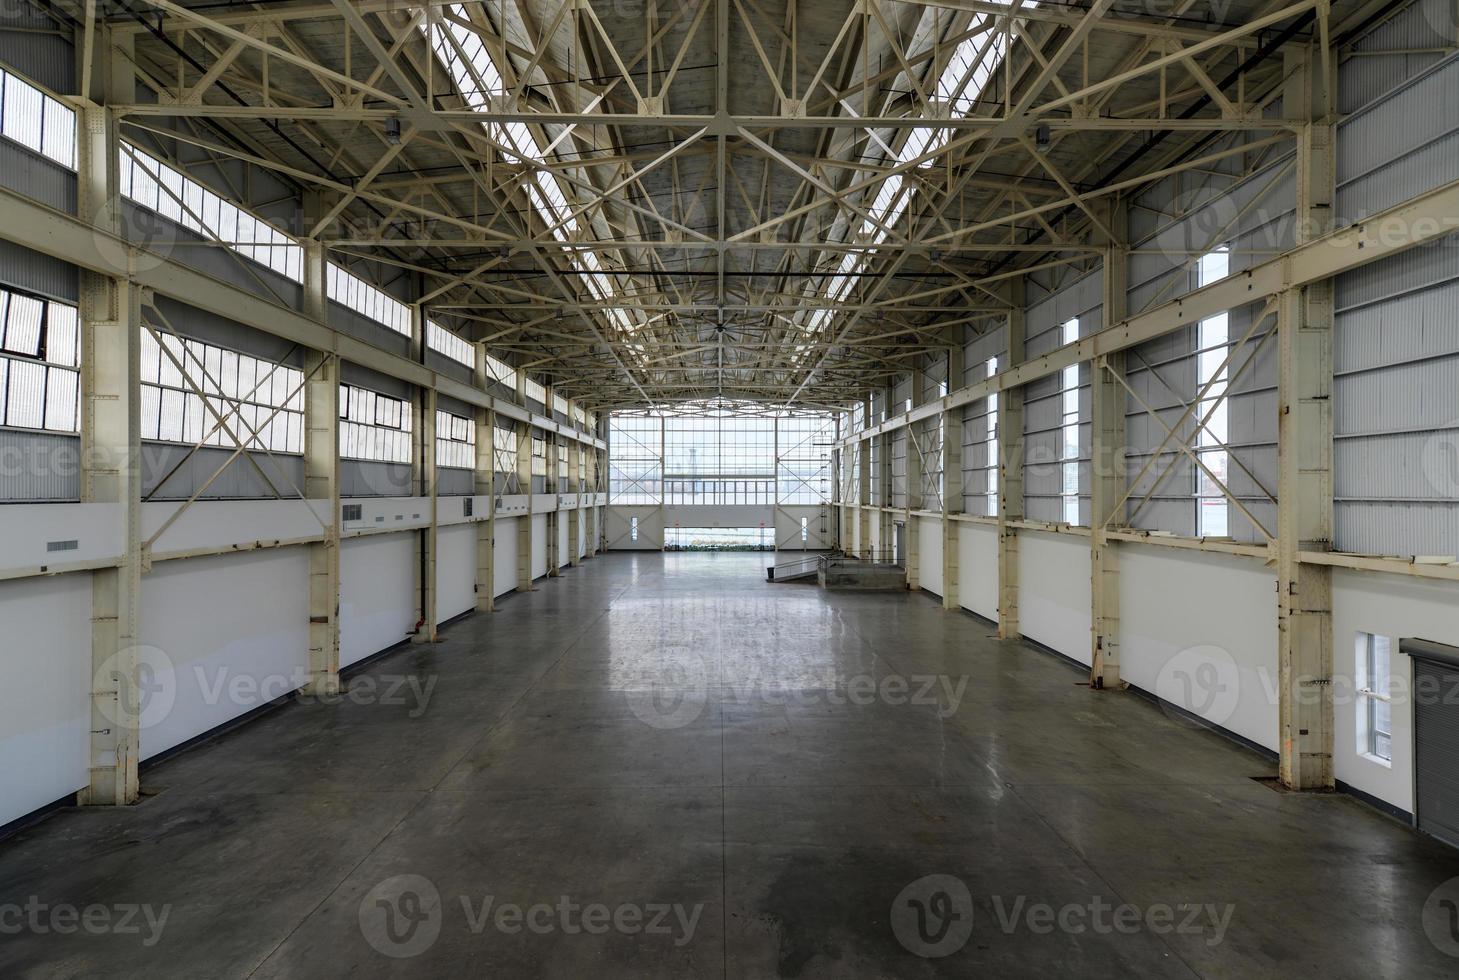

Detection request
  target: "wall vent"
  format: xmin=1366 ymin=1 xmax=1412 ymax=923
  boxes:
xmin=342 ymin=504 xmax=363 ymax=522
xmin=463 ymin=498 xmax=474 ymax=517
xmin=46 ymin=540 xmax=79 ymax=553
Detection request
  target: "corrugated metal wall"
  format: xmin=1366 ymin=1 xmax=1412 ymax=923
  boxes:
xmin=1121 ymin=114 xmax=1292 ymax=543
xmin=0 ymin=432 xmax=80 ymax=502
xmin=1332 ymin=2 xmax=1459 ymax=555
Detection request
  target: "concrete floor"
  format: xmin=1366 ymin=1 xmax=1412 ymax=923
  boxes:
xmin=3 ymin=552 xmax=1459 ymax=978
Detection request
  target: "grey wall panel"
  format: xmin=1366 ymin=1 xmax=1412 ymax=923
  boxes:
xmin=1128 ymin=151 xmax=1295 ymax=316
xmin=151 ymin=295 xmax=303 ymax=365
xmin=426 ymin=350 xmax=474 ymax=385
xmin=0 ymin=431 xmax=80 ymax=501
xmin=340 ymin=360 xmax=413 ymax=400
xmin=121 ymin=203 xmax=304 ymax=309
xmin=437 ymin=468 xmax=473 ymax=496
xmin=0 ymin=239 xmax=77 ymax=302
xmin=141 ymin=444 xmax=304 ymax=501
xmin=436 ymin=392 xmax=475 ymax=418
xmin=0 ymin=141 xmax=76 ymax=214
xmin=0 ymin=9 xmax=75 ymax=92
xmin=341 ymin=460 xmax=412 ymax=497
xmin=1338 ymin=51 xmax=1459 ymax=220
xmin=328 ymin=302 xmax=412 ymax=359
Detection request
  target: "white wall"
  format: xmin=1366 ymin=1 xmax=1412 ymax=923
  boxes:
xmin=340 ymin=533 xmax=414 ymax=668
xmin=437 ymin=524 xmax=477 ymax=621
xmin=1120 ymin=548 xmax=1278 ymax=752
xmin=493 ymin=517 xmax=518 ymax=597
xmin=0 ymin=573 xmax=90 ymax=826
xmin=1331 ymin=570 xmax=1459 ymax=815
xmin=918 ymin=515 xmax=943 ymax=596
xmin=1017 ymin=530 xmax=1091 ymax=665
xmin=139 ymin=549 xmax=309 ymax=760
xmin=531 ymin=513 xmax=549 ymax=579
xmin=957 ymin=522 xmax=999 ymax=620
xmin=557 ymin=515 xmax=569 ymax=570
xmin=775 ymin=505 xmax=833 ymax=550
xmin=605 ymin=506 xmax=664 ymax=550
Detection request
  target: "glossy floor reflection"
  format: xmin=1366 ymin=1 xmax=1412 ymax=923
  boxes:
xmin=2 ymin=552 xmax=1457 ymax=978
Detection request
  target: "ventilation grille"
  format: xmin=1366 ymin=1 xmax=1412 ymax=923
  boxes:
xmin=342 ymin=504 xmax=363 ymax=522
xmin=46 ymin=539 xmax=79 ymax=553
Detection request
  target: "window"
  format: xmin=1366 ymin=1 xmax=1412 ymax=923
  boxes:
xmin=791 ymin=2 xmax=1039 ymax=344
xmin=777 ymin=414 xmax=835 ymax=505
xmin=1060 ymin=318 xmax=1080 ymax=525
xmin=339 ymin=384 xmax=412 ymax=463
xmin=609 ymin=413 xmax=663 ymax=504
xmin=121 ymin=145 xmax=303 ymax=281
xmin=139 ymin=330 xmax=303 ymax=452
xmin=423 ymin=7 xmax=644 ymax=347
xmin=985 ymin=357 xmax=998 ymax=516
xmin=1357 ymin=632 xmax=1393 ymax=765
xmin=427 ymin=320 xmax=474 ymax=368
xmin=630 ymin=516 xmax=639 ymax=542
xmin=524 ymin=377 xmax=547 ymax=407
xmin=0 ymin=289 xmax=79 ymax=434
xmin=1196 ymin=246 xmax=1231 ymax=537
xmin=327 ymin=264 xmax=411 ymax=336
xmin=436 ymin=409 xmax=474 ymax=469
xmin=0 ymin=69 xmax=76 ymax=168
xmin=491 ymin=425 xmax=519 ymax=480
xmin=483 ymin=353 xmax=518 ymax=390
xmin=530 ymin=434 xmax=547 ymax=477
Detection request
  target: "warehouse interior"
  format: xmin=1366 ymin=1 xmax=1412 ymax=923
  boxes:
xmin=3 ymin=0 xmax=1459 ymax=975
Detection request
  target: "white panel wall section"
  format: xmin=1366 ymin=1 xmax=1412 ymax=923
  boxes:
xmin=1330 ymin=568 xmax=1459 ymax=815
xmin=340 ymin=532 xmax=414 ymax=668
xmin=604 ymin=506 xmax=663 ymax=550
xmin=557 ymin=515 xmax=569 ymax=569
xmin=437 ymin=524 xmax=476 ymax=621
xmin=918 ymin=515 xmax=943 ymax=597
xmin=493 ymin=516 xmax=519 ymax=596
xmin=1016 ymin=530 xmax=1091 ymax=664
xmin=0 ymin=572 xmax=90 ymax=827
xmin=139 ymin=549 xmax=309 ymax=760
xmin=957 ymin=523 xmax=999 ymax=621
xmin=1119 ymin=549 xmax=1278 ymax=753
xmin=775 ymin=505 xmax=832 ymax=551
xmin=531 ymin=513 xmax=548 ymax=578
xmin=1333 ymin=43 xmax=1459 ymax=557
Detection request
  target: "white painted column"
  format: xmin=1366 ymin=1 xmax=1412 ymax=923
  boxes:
xmin=77 ymin=31 xmax=143 ymax=805
xmin=997 ymin=279 xmax=1026 ymax=640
